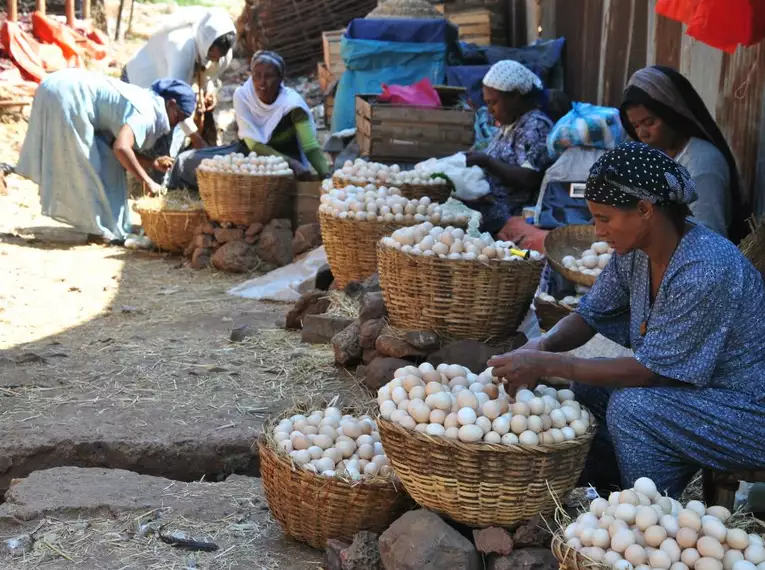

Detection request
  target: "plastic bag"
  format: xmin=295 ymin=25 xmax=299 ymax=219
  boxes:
xmin=378 ymin=78 xmax=441 ymax=108
xmin=547 ymin=102 xmax=625 ymax=158
xmin=415 ymin=153 xmax=491 ymax=201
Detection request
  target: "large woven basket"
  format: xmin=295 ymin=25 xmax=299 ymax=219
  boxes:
xmin=318 ymin=210 xmax=417 ymax=288
xmin=377 ymin=417 xmax=594 ymax=527
xmin=197 ymin=170 xmax=295 ymax=226
xmin=535 ymin=297 xmax=573 ymax=332
xmin=552 ymin=531 xmax=600 ymax=570
xmin=378 ymin=246 xmax=544 ymax=342
xmin=740 ymin=215 xmax=765 ymax=280
xmin=544 ymin=225 xmax=597 ymax=287
xmin=136 ymin=208 xmax=207 ymax=253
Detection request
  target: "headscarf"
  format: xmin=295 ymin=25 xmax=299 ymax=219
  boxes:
xmin=585 ymin=142 xmax=698 ymax=207
xmin=194 ymin=8 xmax=236 ymax=65
xmin=150 ymin=78 xmax=196 ymax=117
xmin=250 ymin=50 xmax=286 ymax=78
xmin=482 ymin=60 xmax=543 ymax=95
xmin=620 ymin=65 xmax=749 ymax=241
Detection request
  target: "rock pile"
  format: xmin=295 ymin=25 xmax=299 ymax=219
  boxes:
xmin=185 ymin=220 xmax=322 ymax=273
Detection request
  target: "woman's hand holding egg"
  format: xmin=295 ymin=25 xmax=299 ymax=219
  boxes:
xmin=488 ymin=349 xmax=553 ymax=392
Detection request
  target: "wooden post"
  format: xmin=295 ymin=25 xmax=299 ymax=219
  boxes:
xmin=35 ymin=0 xmax=46 ymax=15
xmin=127 ymin=0 xmax=135 ymax=34
xmin=65 ymin=0 xmax=75 ymax=25
xmin=114 ymin=0 xmax=126 ymax=40
xmin=7 ymin=0 xmax=18 ymax=22
xmin=82 ymin=0 xmax=91 ymax=19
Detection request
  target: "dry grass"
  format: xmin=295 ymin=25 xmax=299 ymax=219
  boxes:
xmin=324 ymin=291 xmax=361 ymax=319
xmin=135 ymin=190 xmax=205 ymax=213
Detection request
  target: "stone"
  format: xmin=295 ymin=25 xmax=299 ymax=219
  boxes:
xmin=244 ymin=235 xmax=259 ymax=245
xmin=375 ymin=335 xmax=425 ymax=359
xmin=292 ymin=223 xmax=323 ymax=256
xmin=190 ymin=247 xmax=212 ymax=270
xmin=326 ymin=538 xmax=353 ymax=570
xmin=212 ymin=241 xmax=260 ymax=273
xmin=379 ymin=509 xmax=480 ymax=570
xmin=245 ymin=222 xmax=264 ymax=238
xmin=183 ymin=240 xmax=196 ymax=258
xmin=359 ymin=318 xmax=385 ymax=349
xmin=196 ymin=221 xmax=215 ymax=235
xmin=285 ymin=290 xmax=330 ymax=330
xmin=342 ymin=531 xmax=383 ymax=570
xmin=362 ymin=357 xmax=410 ymax=390
xmin=315 ymin=264 xmax=334 ymax=291
xmin=473 ymin=527 xmax=514 ymax=556
xmin=194 ymin=234 xmax=214 ymax=248
xmin=428 ymin=339 xmax=506 ymax=376
xmin=221 ymin=221 xmax=234 ymax=229
xmin=486 ymin=548 xmax=558 ymax=570
xmin=511 ymin=516 xmax=550 ymax=548
xmin=404 ymin=330 xmax=440 ymax=352
xmin=270 ymin=218 xmax=292 ymax=231
xmin=301 ymin=314 xmax=355 ymax=345
xmin=361 ymin=273 xmax=381 ymax=293
xmin=255 ymin=222 xmax=293 ymax=267
xmin=331 ymin=321 xmax=362 ymax=365
xmin=213 ymin=227 xmax=245 ymax=245
xmin=230 ymin=325 xmax=254 ymax=343
xmin=362 ymin=348 xmax=378 ymax=365
xmin=343 ymin=280 xmax=365 ymax=299
xmin=359 ymin=292 xmax=386 ymax=323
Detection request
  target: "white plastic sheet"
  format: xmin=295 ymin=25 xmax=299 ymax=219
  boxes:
xmin=415 ymin=153 xmax=491 ymax=201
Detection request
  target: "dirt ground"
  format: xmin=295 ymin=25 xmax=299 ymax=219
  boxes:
xmin=0 ymin=3 xmax=362 ymax=568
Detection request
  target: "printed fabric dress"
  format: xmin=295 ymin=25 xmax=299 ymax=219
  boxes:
xmin=476 ymin=108 xmax=553 ymax=234
xmin=573 ymin=223 xmax=765 ymax=497
xmin=16 ymin=69 xmax=170 ymax=239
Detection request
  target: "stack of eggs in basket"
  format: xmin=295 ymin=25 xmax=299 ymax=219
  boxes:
xmin=198 ymin=153 xmax=293 ymax=176
xmin=334 ymin=158 xmax=450 ymax=188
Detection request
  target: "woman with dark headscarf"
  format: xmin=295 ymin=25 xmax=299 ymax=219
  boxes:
xmin=10 ymin=69 xmax=194 ymax=241
xmin=620 ymin=65 xmax=750 ymax=242
xmin=488 ymin=142 xmax=765 ymax=496
xmin=168 ymin=50 xmax=328 ymax=190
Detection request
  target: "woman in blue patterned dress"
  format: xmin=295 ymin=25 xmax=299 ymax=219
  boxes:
xmin=488 ymin=142 xmax=765 ymax=497
xmin=464 ymin=60 xmax=553 ymax=236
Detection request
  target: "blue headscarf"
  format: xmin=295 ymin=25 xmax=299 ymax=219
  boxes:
xmin=150 ymin=79 xmax=196 ymax=117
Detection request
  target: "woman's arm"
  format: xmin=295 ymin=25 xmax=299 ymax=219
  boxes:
xmin=291 ymin=109 xmax=329 ymax=177
xmin=112 ymin=124 xmax=157 ymax=189
xmin=534 ymin=313 xmax=598 ymax=352
xmin=485 ymin=158 xmax=544 ymax=193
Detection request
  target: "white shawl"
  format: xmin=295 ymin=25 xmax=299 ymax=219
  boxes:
xmin=234 ymin=78 xmax=314 ymax=145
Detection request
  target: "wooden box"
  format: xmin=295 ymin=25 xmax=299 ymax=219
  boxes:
xmin=449 ymin=8 xmax=502 ymax=45
xmin=322 ymin=29 xmax=346 ymax=77
xmin=355 ymin=86 xmax=475 ymax=163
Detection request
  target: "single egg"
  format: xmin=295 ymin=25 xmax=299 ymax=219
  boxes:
xmin=458 ymin=424 xmax=484 ymax=443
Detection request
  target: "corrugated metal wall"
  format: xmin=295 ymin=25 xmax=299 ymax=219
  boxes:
xmin=535 ymin=0 xmax=765 ymax=215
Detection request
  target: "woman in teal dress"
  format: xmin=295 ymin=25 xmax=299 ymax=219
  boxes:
xmin=13 ymin=69 xmax=195 ymax=242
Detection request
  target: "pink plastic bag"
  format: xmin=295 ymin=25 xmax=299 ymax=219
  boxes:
xmin=378 ymin=78 xmax=442 ymax=108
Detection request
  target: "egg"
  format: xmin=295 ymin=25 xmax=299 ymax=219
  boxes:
xmin=605 ymin=551 xmax=624 ymax=566
xmin=702 ymin=519 xmax=728 ymax=544
xmin=458 ymin=424 xmax=484 ymax=442
xmin=696 ymin=558 xmax=724 ymax=570
xmin=686 ymin=501 xmax=707 ymax=518
xmin=599 ymin=515 xmax=616 ymax=530
xmin=625 ymin=545 xmax=648 ymax=566
xmin=651 ymin=549 xmax=674 ymax=569
xmin=645 ymin=525 xmax=669 ymax=547
xmin=698 ymin=537 xmax=725 ymax=560
xmin=592 ymin=528 xmax=611 ymax=549
xmin=501 ymin=433 xmax=519 ymax=446
xmin=445 ymin=427 xmax=460 ymax=439
xmin=676 ymin=527 xmax=699 ymax=549
xmin=732 ymin=562 xmax=757 ymax=570
xmin=475 ymin=416 xmax=492 ymax=434
xmin=724 ymin=551 xmax=745 ymax=570
xmin=672 ymin=564 xmax=691 ymax=570
xmin=481 ymin=400 xmax=502 ymax=421
xmin=612 ymin=529 xmax=637 ymax=553
xmin=661 ymin=538 xmax=682 ymax=563
xmin=335 ymin=440 xmax=356 ymax=459
xmin=457 ymin=407 xmax=478 ymax=426
xmin=615 ymin=560 xmax=635 ymax=570
xmin=492 ymin=415 xmax=511 ymax=436
xmin=682 ymin=549 xmax=702 ymax=568
xmin=677 ymin=509 xmax=702 ymax=532
xmin=290 ymin=449 xmax=312 ymax=466
xmin=727 ymin=530 xmax=750 ymax=551
xmin=456 ymin=390 xmax=479 ymax=411
xmin=426 ymin=423 xmax=447 ymax=437
xmin=636 ymin=505 xmax=660 ymax=530
xmin=519 ymin=431 xmax=540 ymax=445
xmin=484 ymin=431 xmax=502 ymax=444
xmin=745 ymin=546 xmax=765 ymax=565
xmin=510 ymin=415 xmax=529 ymax=435
xmin=615 ymin=504 xmax=638 ymax=525
xmin=581 ymin=528 xmax=596 ymax=547
xmin=590 ymin=498 xmax=610 ymax=517
xmin=660 ymin=515 xmax=679 ymax=538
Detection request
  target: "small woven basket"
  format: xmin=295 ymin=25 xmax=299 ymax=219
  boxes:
xmin=136 ymin=209 xmax=207 ymax=253
xmin=739 ymin=215 xmax=765 ymax=280
xmin=378 ymin=246 xmax=544 ymax=342
xmin=377 ymin=417 xmax=594 ymax=527
xmin=318 ymin=210 xmax=417 ymax=288
xmin=552 ymin=531 xmax=600 ymax=570
xmin=544 ymin=225 xmax=598 ymax=287
xmin=535 ymin=297 xmax=573 ymax=332
xmin=197 ymin=170 xmax=295 ymax=226
xmin=399 ymin=182 xmax=452 ymax=203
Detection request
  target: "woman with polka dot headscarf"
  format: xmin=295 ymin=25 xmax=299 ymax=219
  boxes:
xmin=464 ymin=60 xmax=554 ymax=236
xmin=488 ymin=142 xmax=765 ymax=496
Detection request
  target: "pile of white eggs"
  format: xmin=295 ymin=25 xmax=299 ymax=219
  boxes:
xmin=378 ymin=363 xmax=591 ymax=446
xmin=537 ymin=292 xmax=583 ymax=309
xmin=334 ymin=159 xmax=449 ymax=188
xmin=272 ymin=407 xmax=392 ymax=481
xmin=562 ymin=241 xmax=614 ymax=277
xmin=562 ymin=476 xmax=765 ymax=570
xmin=381 ymin=222 xmax=543 ymax=262
xmin=319 ymin=185 xmax=469 ymax=225
xmin=198 ymin=153 xmax=293 ymax=176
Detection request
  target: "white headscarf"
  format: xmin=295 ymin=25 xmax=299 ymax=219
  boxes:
xmin=483 ymin=60 xmax=543 ymax=94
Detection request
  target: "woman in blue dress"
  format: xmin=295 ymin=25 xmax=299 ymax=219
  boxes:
xmin=488 ymin=142 xmax=765 ymax=496
xmin=11 ymin=69 xmax=196 ymax=242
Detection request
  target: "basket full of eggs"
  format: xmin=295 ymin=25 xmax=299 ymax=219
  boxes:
xmin=259 ymin=402 xmax=411 ymax=549
xmin=545 ymin=225 xmax=614 ymax=287
xmin=377 ymin=223 xmax=545 ymax=342
xmin=552 ymin=476 xmax=765 ymax=570
xmin=535 ymin=293 xmax=583 ymax=332
xmin=332 ymin=159 xmax=453 ymax=203
xmin=196 ymin=153 xmax=296 ymax=226
xmin=318 ymin=186 xmax=468 ymax=289
xmin=376 ymin=363 xmax=595 ymax=527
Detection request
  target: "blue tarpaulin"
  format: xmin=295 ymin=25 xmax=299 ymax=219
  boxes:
xmin=347 ymin=18 xmax=459 ymax=44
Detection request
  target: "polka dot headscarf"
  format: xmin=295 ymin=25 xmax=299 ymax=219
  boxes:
xmin=482 ymin=60 xmax=543 ymax=95
xmin=585 ymin=141 xmax=698 ymax=207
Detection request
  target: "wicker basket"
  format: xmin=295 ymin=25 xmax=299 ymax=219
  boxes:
xmin=740 ymin=215 xmax=765 ymax=280
xmin=544 ymin=225 xmax=598 ymax=287
xmin=377 ymin=417 xmax=594 ymax=527
xmin=552 ymin=531 xmax=600 ymax=570
xmin=535 ymin=297 xmax=573 ymax=332
xmin=136 ymin=208 xmax=207 ymax=253
xmin=197 ymin=170 xmax=295 ymax=226
xmin=399 ymin=182 xmax=452 ymax=203
xmin=318 ymin=210 xmax=418 ymax=288
xmin=378 ymin=246 xmax=544 ymax=342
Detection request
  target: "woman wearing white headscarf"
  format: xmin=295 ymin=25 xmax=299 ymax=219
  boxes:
xmin=123 ymin=7 xmax=236 ymax=151
xmin=465 ymin=60 xmax=554 ymax=236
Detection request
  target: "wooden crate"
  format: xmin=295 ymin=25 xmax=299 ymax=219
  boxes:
xmin=355 ymin=86 xmax=475 ymax=163
xmin=322 ymin=29 xmax=346 ymax=77
xmin=449 ymin=8 xmax=500 ymax=45
xmin=317 ymin=62 xmax=335 ymax=93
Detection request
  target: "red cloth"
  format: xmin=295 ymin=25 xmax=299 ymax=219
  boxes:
xmin=656 ymin=0 xmax=765 ymax=53
xmin=0 ymin=21 xmax=46 ymax=82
